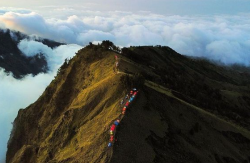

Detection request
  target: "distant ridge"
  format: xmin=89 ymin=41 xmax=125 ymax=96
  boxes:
xmin=0 ymin=28 xmax=64 ymax=78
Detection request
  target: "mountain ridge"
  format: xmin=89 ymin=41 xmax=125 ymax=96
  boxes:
xmin=7 ymin=42 xmax=250 ymax=163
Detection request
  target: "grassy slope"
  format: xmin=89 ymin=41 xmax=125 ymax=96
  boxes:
xmin=145 ymin=80 xmax=250 ymax=140
xmin=7 ymin=46 xmax=128 ymax=163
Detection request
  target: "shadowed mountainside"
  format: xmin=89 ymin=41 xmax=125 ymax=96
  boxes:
xmin=6 ymin=43 xmax=250 ymax=163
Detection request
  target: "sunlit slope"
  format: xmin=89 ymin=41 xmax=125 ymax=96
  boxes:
xmin=7 ymin=46 xmax=126 ymax=163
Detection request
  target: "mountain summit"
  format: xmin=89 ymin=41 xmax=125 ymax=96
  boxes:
xmin=7 ymin=42 xmax=250 ymax=163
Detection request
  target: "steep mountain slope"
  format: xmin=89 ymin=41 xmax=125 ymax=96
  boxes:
xmin=7 ymin=44 xmax=250 ymax=163
xmin=0 ymin=28 xmax=63 ymax=78
xmin=111 ymin=83 xmax=250 ymax=163
xmin=7 ymin=45 xmax=127 ymax=163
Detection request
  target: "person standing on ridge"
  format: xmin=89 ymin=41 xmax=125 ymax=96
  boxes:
xmin=116 ymin=61 xmax=119 ymax=72
xmin=120 ymin=99 xmax=124 ymax=105
xmin=125 ymin=94 xmax=129 ymax=99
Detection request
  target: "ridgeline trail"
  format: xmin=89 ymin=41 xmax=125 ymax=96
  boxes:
xmin=102 ymin=88 xmax=139 ymax=163
xmin=100 ymin=55 xmax=139 ymax=162
xmin=7 ymin=44 xmax=250 ymax=163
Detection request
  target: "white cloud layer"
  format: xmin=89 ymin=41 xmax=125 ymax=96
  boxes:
xmin=0 ymin=43 xmax=82 ymax=163
xmin=1 ymin=11 xmax=250 ymax=65
xmin=0 ymin=8 xmax=250 ymax=163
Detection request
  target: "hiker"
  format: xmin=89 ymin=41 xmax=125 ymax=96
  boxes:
xmin=125 ymin=94 xmax=129 ymax=99
xmin=120 ymin=99 xmax=124 ymax=105
xmin=108 ymin=142 xmax=112 ymax=147
xmin=115 ymin=61 xmax=119 ymax=73
xmin=130 ymin=90 xmax=133 ymax=95
xmin=125 ymin=102 xmax=129 ymax=107
xmin=110 ymin=130 xmax=113 ymax=135
xmin=122 ymin=110 xmax=126 ymax=115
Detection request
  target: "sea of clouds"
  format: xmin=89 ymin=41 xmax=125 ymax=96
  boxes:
xmin=0 ymin=8 xmax=250 ymax=162
xmin=0 ymin=42 xmax=82 ymax=162
xmin=0 ymin=11 xmax=250 ymax=65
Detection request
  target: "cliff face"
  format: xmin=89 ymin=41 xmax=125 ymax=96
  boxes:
xmin=7 ymin=44 xmax=250 ymax=163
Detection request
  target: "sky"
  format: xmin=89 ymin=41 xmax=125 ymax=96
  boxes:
xmin=1 ymin=0 xmax=250 ymax=15
xmin=0 ymin=1 xmax=250 ymax=162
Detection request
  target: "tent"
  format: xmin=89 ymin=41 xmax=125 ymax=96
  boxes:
xmin=114 ymin=120 xmax=119 ymax=126
xmin=110 ymin=124 xmax=116 ymax=131
xmin=110 ymin=136 xmax=114 ymax=142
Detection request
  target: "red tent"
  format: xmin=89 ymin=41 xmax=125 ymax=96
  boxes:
xmin=110 ymin=135 xmax=114 ymax=142
xmin=125 ymin=102 xmax=129 ymax=106
xmin=110 ymin=124 xmax=116 ymax=131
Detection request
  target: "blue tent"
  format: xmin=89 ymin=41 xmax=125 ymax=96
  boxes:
xmin=114 ymin=121 xmax=119 ymax=126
